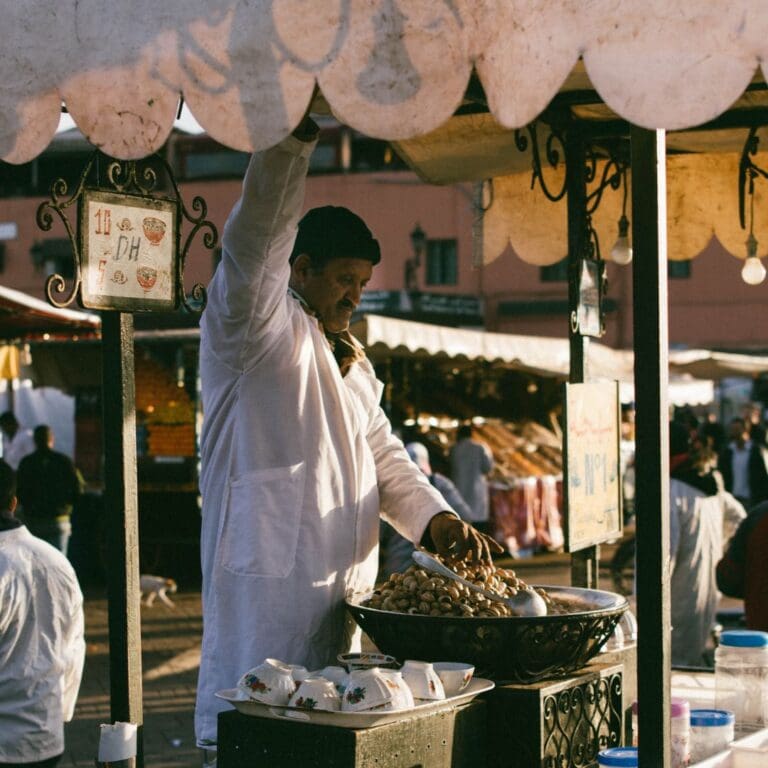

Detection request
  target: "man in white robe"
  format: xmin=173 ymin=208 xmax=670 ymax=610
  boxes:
xmin=195 ymin=119 xmax=498 ymax=750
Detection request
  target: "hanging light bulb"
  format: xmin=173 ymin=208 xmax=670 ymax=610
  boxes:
xmin=611 ymin=166 xmax=632 ymax=265
xmin=611 ymin=214 xmax=633 ymax=265
xmin=742 ymin=232 xmax=766 ymax=285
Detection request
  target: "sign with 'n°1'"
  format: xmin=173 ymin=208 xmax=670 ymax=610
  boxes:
xmin=563 ymin=380 xmax=622 ymax=552
xmin=79 ymin=188 xmax=178 ymax=311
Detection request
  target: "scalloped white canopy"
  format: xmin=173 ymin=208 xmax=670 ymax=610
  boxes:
xmin=2 ymin=0 xmax=768 ymax=163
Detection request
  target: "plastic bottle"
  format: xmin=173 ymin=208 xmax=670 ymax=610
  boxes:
xmin=715 ymin=630 xmax=768 ymax=732
xmin=597 ymin=747 xmax=638 ymax=767
xmin=631 ymin=697 xmax=690 ymax=767
xmin=670 ymin=698 xmax=691 ymax=768
xmin=689 ymin=709 xmax=735 ymax=763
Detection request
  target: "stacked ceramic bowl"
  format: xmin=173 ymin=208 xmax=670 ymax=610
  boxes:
xmin=236 ymin=656 xmax=476 ymax=713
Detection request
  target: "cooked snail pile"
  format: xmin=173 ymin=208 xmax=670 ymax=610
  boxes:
xmin=365 ymin=554 xmax=555 ymax=618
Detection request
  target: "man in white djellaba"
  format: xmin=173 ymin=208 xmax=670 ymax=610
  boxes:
xmin=0 ymin=459 xmax=85 ymax=767
xmin=195 ymin=116 xmax=500 ymax=755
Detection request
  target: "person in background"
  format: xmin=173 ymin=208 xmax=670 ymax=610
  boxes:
xmin=719 ymin=416 xmax=768 ymax=509
xmin=716 ymin=500 xmax=768 ymax=632
xmin=0 ymin=412 xmax=34 ymax=471
xmin=668 ymin=420 xmax=746 ymax=667
xmin=450 ymin=423 xmax=494 ymax=536
xmin=742 ymin=402 xmax=767 ymax=445
xmin=380 ymin=442 xmax=474 ymax=575
xmin=700 ymin=416 xmax=727 ymax=456
xmin=16 ymin=425 xmax=83 ymax=557
xmin=0 ymin=459 xmax=85 ymax=767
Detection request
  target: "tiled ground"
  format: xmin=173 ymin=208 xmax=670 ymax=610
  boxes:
xmin=62 ymin=590 xmax=203 ymax=768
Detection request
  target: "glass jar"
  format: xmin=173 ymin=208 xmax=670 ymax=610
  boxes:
xmin=631 ymin=697 xmax=690 ymax=767
xmin=689 ymin=709 xmax=735 ymax=763
xmin=597 ymin=747 xmax=638 ymax=767
xmin=715 ymin=630 xmax=768 ymax=732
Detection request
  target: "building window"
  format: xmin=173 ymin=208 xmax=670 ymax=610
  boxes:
xmin=668 ymin=259 xmax=691 ymax=279
xmin=425 ymin=239 xmax=458 ymax=286
xmin=183 ymin=150 xmax=249 ymax=180
xmin=540 ymin=257 xmax=569 ymax=282
xmin=30 ymin=239 xmax=75 ymax=279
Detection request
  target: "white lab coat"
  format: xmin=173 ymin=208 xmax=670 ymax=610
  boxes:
xmin=195 ymin=135 xmax=452 ymax=745
xmin=669 ymin=478 xmax=746 ymax=667
xmin=0 ymin=526 xmax=85 ymax=762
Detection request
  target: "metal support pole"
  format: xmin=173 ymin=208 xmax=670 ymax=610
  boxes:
xmin=565 ymin=126 xmax=599 ymax=588
xmin=630 ymin=126 xmax=670 ymax=768
xmin=102 ymin=311 xmax=144 ymax=766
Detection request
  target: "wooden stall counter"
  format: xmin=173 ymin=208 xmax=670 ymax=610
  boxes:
xmin=217 ymin=700 xmax=487 ymax=768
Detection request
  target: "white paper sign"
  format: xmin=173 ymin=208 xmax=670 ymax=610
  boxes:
xmin=80 ymin=189 xmax=177 ymax=311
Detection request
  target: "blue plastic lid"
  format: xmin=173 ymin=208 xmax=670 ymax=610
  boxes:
xmin=719 ymin=630 xmax=768 ymax=648
xmin=690 ymin=709 xmax=736 ymax=727
xmin=597 ymin=747 xmax=639 ymax=767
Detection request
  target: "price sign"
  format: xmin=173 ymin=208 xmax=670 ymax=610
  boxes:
xmin=563 ymin=381 xmax=622 ymax=551
xmin=79 ymin=189 xmax=178 ymax=311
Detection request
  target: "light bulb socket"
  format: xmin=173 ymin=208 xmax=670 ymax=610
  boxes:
xmin=617 ymin=214 xmax=630 ymax=238
xmin=746 ymin=232 xmax=759 ymax=259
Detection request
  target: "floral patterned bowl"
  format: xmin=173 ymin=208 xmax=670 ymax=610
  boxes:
xmin=237 ymin=658 xmax=295 ymax=705
xmin=341 ymin=667 xmax=396 ymax=712
xmin=432 ymin=661 xmax=475 ymax=695
xmin=288 ymin=676 xmax=341 ymax=712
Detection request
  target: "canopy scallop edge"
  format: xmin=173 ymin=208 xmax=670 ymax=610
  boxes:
xmin=3 ymin=1 xmax=768 ymax=163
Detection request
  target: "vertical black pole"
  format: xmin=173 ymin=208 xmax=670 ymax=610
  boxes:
xmin=566 ymin=126 xmax=599 ymax=588
xmin=630 ymin=127 xmax=670 ymax=768
xmin=102 ymin=311 xmax=144 ymax=765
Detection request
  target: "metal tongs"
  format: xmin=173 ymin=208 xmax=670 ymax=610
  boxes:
xmin=412 ymin=550 xmax=548 ymax=618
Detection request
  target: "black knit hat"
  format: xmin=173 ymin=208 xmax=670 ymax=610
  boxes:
xmin=290 ymin=206 xmax=381 ymax=267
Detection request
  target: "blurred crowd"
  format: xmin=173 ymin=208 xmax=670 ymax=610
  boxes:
xmin=615 ymin=401 xmax=768 ymax=668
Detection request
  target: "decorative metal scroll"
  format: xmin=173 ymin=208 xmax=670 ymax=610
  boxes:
xmin=739 ymin=125 xmax=768 ymax=231
xmin=36 ymin=151 xmax=217 ymax=313
xmin=542 ymin=670 xmax=623 ymax=768
xmin=515 ymin=123 xmax=628 ymax=337
xmin=514 ymin=122 xmax=567 ymax=203
xmin=514 ymin=121 xmax=627 ymax=259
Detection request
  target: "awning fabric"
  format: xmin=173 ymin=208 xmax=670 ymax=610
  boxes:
xmin=3 ymin=1 xmax=768 ymax=163
xmin=0 ymin=285 xmax=101 ymax=341
xmin=351 ymin=314 xmax=768 ymax=405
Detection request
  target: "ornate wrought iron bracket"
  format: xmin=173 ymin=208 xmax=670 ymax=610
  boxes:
xmin=514 ymin=122 xmax=567 ymax=202
xmin=36 ymin=150 xmax=217 ymax=313
xmin=515 ymin=121 xmax=627 ymax=338
xmin=739 ymin=125 xmax=768 ymax=230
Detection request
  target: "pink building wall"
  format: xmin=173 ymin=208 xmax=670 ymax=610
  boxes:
xmin=2 ymin=170 xmax=767 ymax=353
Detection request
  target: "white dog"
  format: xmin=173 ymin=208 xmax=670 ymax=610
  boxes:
xmin=139 ymin=575 xmax=178 ymax=608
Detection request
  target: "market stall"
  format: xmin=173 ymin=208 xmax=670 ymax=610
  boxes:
xmin=5 ymin=3 xmax=768 ymax=767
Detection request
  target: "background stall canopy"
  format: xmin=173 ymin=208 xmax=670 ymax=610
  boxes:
xmin=350 ymin=314 xmax=766 ymax=407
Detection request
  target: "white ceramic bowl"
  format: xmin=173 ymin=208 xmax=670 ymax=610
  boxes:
xmin=288 ymin=676 xmax=341 ymax=712
xmin=401 ymin=660 xmax=446 ymax=701
xmin=237 ymin=658 xmax=296 ymax=705
xmin=314 ymin=665 xmax=349 ymax=695
xmin=285 ymin=664 xmax=311 ymax=686
xmin=342 ymin=667 xmax=397 ymax=712
xmin=379 ymin=669 xmax=415 ymax=710
xmin=432 ymin=662 xmax=475 ymax=696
